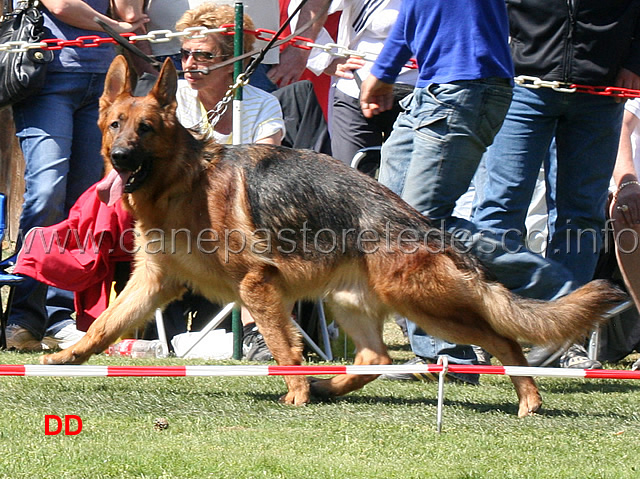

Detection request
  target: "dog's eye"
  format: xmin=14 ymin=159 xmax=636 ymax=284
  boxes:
xmin=110 ymin=120 xmax=119 ymax=130
xmin=138 ymin=122 xmax=154 ymax=134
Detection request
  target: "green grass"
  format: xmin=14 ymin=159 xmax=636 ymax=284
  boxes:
xmin=0 ymin=347 xmax=638 ymax=479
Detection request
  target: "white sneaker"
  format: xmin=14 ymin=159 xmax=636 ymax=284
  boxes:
xmin=42 ymin=319 xmax=85 ymax=350
xmin=559 ymin=343 xmax=602 ymax=369
xmin=5 ymin=325 xmax=43 ymax=351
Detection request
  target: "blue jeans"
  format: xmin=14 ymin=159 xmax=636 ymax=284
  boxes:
xmin=472 ymin=85 xmax=624 ymax=286
xmin=379 ymin=79 xmax=576 ymax=363
xmin=10 ymin=72 xmax=106 ymax=337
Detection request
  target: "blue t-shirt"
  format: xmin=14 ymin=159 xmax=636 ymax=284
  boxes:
xmin=42 ymin=0 xmax=115 ymax=73
xmin=371 ymin=0 xmax=514 ymax=86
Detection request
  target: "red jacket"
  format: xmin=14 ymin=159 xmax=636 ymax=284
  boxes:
xmin=14 ymin=183 xmax=135 ymax=331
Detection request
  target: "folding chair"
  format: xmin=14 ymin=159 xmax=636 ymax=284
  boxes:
xmin=588 ymin=300 xmax=637 ymax=361
xmin=0 ymin=193 xmax=24 ymax=349
xmin=160 ymin=301 xmax=334 ymax=361
xmin=350 ymin=146 xmax=381 ymax=178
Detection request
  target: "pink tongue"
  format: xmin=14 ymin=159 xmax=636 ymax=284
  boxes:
xmin=96 ymin=169 xmax=131 ymax=206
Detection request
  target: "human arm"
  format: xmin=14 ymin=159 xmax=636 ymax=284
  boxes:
xmin=611 ymin=108 xmax=640 ymax=226
xmin=266 ymin=0 xmax=331 ymax=87
xmin=610 ymin=107 xmax=640 ymax=309
xmin=111 ymin=0 xmax=145 ymax=24
xmin=256 ymin=130 xmax=283 ymax=145
xmin=110 ymin=0 xmax=156 ymax=74
xmin=248 ymin=89 xmax=285 ymax=145
xmin=41 ymin=0 xmax=148 ymax=33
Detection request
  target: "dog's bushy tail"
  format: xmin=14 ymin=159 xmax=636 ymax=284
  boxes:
xmin=479 ymin=279 xmax=626 ymax=346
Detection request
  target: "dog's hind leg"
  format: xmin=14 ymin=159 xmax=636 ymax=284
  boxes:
xmin=310 ymin=290 xmax=392 ymax=399
xmin=475 ymin=333 xmax=542 ymax=418
xmin=406 ymin=308 xmax=542 ymax=418
xmin=238 ymin=271 xmax=310 ymax=405
xmin=40 ymin=268 xmax=184 ymax=365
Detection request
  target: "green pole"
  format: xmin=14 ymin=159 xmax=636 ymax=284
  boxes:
xmin=234 ymin=2 xmax=244 ymax=104
xmin=231 ymin=2 xmax=244 ymax=360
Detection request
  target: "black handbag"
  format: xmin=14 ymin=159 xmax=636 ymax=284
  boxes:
xmin=0 ymin=0 xmax=53 ymax=108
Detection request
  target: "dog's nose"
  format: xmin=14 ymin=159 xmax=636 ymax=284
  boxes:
xmin=110 ymin=147 xmax=130 ymax=167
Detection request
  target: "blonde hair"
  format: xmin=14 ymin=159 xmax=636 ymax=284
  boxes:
xmin=176 ymin=3 xmax=256 ymax=58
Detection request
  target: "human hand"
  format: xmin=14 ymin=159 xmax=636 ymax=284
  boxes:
xmin=267 ymin=47 xmax=312 ymax=87
xmin=614 ymin=68 xmax=640 ymax=103
xmin=611 ymin=181 xmax=640 ymax=227
xmin=359 ymin=74 xmax=394 ymax=118
xmin=615 ymin=68 xmax=640 ymax=91
xmin=325 ymin=56 xmax=366 ymax=79
xmin=113 ymin=15 xmax=149 ymax=34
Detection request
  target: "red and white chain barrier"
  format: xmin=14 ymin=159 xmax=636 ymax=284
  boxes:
xmin=1 ymin=363 xmax=639 ymax=379
xmin=8 ymin=25 xmax=640 ymax=97
xmin=514 ymin=75 xmax=640 ymax=99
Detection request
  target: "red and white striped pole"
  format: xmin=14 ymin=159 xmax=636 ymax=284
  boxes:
xmin=1 ymin=364 xmax=639 ymax=379
xmin=4 ymin=362 xmax=637 ymax=433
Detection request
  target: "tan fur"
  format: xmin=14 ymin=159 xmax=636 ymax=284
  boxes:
xmin=41 ymin=57 xmax=626 ymax=417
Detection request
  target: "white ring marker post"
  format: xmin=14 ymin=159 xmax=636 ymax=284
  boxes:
xmin=436 ymin=355 xmax=448 ymax=433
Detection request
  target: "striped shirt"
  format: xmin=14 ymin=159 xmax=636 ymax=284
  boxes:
xmin=176 ymin=81 xmax=286 ymax=144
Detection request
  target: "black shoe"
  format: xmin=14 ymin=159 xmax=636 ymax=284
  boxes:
xmin=381 ymin=356 xmax=479 ymax=385
xmin=472 ymin=345 xmax=492 ymax=365
xmin=242 ymin=326 xmax=273 ymax=362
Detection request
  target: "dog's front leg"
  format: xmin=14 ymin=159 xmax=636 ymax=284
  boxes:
xmin=40 ymin=269 xmax=184 ymax=365
xmin=239 ymin=273 xmax=309 ymax=405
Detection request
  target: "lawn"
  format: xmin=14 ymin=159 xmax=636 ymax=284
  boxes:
xmin=0 ymin=326 xmax=638 ymax=479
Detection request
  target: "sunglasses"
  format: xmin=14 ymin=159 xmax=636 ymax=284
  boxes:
xmin=180 ymin=49 xmax=225 ymax=63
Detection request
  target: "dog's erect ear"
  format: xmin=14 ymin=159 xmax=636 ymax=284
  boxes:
xmin=101 ymin=55 xmax=133 ymax=109
xmin=150 ymin=58 xmax=178 ymax=108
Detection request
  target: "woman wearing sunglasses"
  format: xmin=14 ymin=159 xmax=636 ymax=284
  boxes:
xmin=174 ymin=2 xmax=285 ymax=145
xmin=173 ymin=3 xmax=285 ymax=360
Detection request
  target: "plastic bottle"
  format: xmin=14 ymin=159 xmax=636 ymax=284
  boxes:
xmin=106 ymin=339 xmax=168 ymax=359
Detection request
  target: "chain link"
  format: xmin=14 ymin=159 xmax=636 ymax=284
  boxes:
xmin=304 ymin=41 xmax=371 ymax=60
xmin=571 ymin=85 xmax=640 ymax=99
xmin=514 ymin=74 xmax=640 ymax=98
xmin=514 ymin=75 xmax=577 ymax=93
xmin=0 ymin=40 xmax=47 ymax=53
xmin=206 ymin=72 xmax=251 ymax=130
xmin=129 ymin=26 xmax=229 ymax=44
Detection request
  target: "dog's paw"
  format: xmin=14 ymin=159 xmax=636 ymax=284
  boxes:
xmin=40 ymin=349 xmax=79 ymax=365
xmin=517 ymin=394 xmax=542 ymax=418
xmin=278 ymin=389 xmax=311 ymax=406
xmin=309 ymin=377 xmax=336 ymax=400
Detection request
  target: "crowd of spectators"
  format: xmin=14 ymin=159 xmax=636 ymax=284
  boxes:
xmin=4 ymin=0 xmax=640 ymax=374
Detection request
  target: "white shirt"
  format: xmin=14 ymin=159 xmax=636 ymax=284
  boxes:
xmin=175 ymin=81 xmax=285 ymax=144
xmin=293 ymin=0 xmax=419 ymax=99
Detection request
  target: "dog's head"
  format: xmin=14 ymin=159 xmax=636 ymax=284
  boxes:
xmin=96 ymin=55 xmax=180 ymax=206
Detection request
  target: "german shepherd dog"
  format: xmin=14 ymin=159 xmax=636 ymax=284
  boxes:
xmin=42 ymin=56 xmax=624 ymax=417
